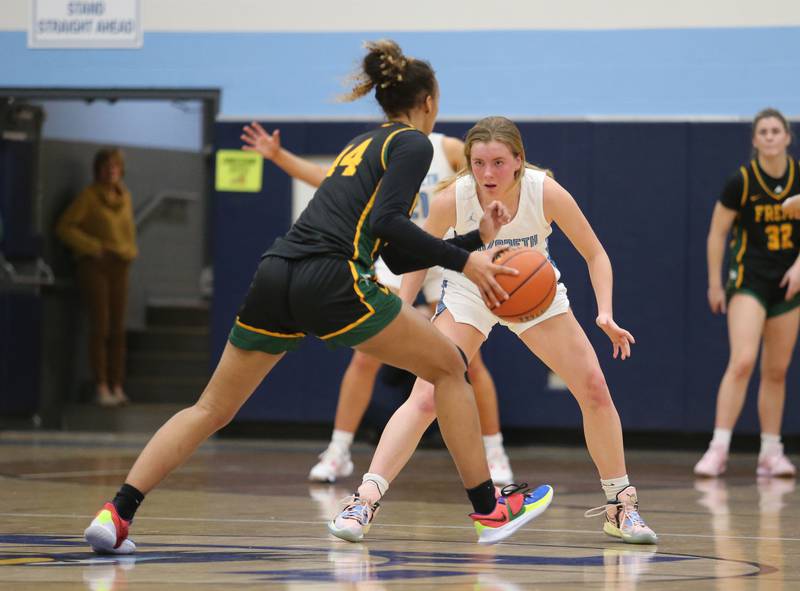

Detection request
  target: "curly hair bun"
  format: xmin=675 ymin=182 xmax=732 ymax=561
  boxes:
xmin=341 ymin=39 xmax=436 ymax=117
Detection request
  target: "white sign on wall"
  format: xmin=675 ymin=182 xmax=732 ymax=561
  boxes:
xmin=292 ymin=156 xmax=334 ymax=223
xmin=29 ymin=0 xmax=142 ymax=49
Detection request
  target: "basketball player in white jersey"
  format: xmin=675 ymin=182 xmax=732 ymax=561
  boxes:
xmin=240 ymin=123 xmax=515 ymax=485
xmin=329 ymin=116 xmax=658 ymax=545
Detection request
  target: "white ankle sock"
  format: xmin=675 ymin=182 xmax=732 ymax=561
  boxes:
xmin=601 ymin=475 xmax=630 ymax=502
xmin=710 ymin=428 xmax=732 ymax=450
xmin=760 ymin=433 xmax=781 ymax=457
xmin=483 ymin=432 xmax=503 ymax=451
xmin=330 ymin=429 xmax=354 ymax=451
xmin=361 ymin=473 xmax=389 ymax=501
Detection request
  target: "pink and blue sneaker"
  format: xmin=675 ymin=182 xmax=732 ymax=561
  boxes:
xmin=328 ymin=495 xmax=380 ymax=543
xmin=585 ymin=486 xmax=657 ymax=545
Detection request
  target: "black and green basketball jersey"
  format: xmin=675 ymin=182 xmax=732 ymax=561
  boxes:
xmin=720 ymin=157 xmax=800 ymax=284
xmin=268 ymin=122 xmax=430 ymax=270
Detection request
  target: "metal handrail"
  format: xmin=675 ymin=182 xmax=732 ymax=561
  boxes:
xmin=0 ymin=254 xmax=54 ymax=287
xmin=134 ymin=191 xmax=199 ymax=228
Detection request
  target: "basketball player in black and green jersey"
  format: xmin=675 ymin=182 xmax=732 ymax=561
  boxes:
xmin=83 ymin=40 xmax=554 ymax=555
xmin=696 ymin=108 xmax=800 ymax=478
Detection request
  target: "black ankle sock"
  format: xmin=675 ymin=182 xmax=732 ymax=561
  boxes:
xmin=466 ymin=479 xmax=496 ymax=515
xmin=112 ymin=483 xmax=145 ymax=521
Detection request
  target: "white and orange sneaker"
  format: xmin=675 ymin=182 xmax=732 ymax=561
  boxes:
xmin=757 ymin=444 xmax=797 ymax=478
xmin=84 ymin=502 xmax=136 ymax=554
xmin=585 ymin=486 xmax=657 ymax=545
xmin=694 ymin=443 xmax=728 ymax=477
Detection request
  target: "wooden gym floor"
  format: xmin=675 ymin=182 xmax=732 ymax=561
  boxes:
xmin=0 ymin=431 xmax=797 ymax=590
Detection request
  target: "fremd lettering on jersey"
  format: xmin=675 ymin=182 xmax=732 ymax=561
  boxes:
xmin=480 ymin=235 xmax=539 ymax=250
xmin=754 ymin=203 xmax=797 ymax=223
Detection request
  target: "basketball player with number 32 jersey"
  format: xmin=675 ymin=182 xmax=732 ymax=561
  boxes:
xmin=720 ymin=157 xmax=800 ymax=316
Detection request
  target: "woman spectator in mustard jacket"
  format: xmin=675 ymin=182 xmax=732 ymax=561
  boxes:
xmin=58 ymin=148 xmax=138 ymax=407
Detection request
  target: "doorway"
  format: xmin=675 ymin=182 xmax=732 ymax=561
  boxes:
xmin=0 ymin=87 xmax=219 ymax=428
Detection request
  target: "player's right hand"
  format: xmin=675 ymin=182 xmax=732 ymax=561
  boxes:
xmin=782 ymin=194 xmax=800 ymax=219
xmin=241 ymin=122 xmax=281 ymax=160
xmin=462 ymin=247 xmax=518 ymax=309
xmin=478 ymin=200 xmax=512 ymax=244
xmin=707 ymin=284 xmax=727 ymax=314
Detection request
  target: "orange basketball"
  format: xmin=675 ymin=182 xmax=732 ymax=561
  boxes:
xmin=491 ymin=248 xmax=557 ymax=322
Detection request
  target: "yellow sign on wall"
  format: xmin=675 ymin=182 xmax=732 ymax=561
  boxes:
xmin=215 ymin=150 xmax=263 ymax=193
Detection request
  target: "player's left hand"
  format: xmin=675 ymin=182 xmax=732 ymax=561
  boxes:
xmin=478 ymin=200 xmax=512 ymax=243
xmin=781 ymin=194 xmax=800 ymax=219
xmin=596 ymin=314 xmax=635 ymax=360
xmin=780 ymin=262 xmax=800 ymax=301
xmin=241 ymin=122 xmax=281 ymax=160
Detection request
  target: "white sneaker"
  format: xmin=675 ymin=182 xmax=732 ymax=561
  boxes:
xmin=328 ymin=494 xmax=380 ymax=543
xmin=487 ymin=446 xmax=514 ymax=486
xmin=693 ymin=443 xmax=728 ymax=477
xmin=757 ymin=444 xmax=797 ymax=477
xmin=309 ymin=444 xmax=354 ymax=483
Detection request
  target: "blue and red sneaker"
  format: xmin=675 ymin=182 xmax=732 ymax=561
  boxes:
xmin=84 ymin=502 xmax=136 ymax=554
xmin=470 ymin=483 xmax=554 ymax=544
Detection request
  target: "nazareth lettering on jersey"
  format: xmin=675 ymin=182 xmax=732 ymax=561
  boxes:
xmin=481 ymin=235 xmax=539 ymax=250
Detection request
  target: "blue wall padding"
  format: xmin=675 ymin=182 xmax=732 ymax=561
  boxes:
xmin=212 ymin=120 xmax=800 ymax=435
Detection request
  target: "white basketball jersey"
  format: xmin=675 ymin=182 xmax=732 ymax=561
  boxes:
xmin=374 ymin=132 xmax=456 ymax=294
xmin=410 ymin=132 xmax=455 ymax=227
xmin=443 ymin=168 xmax=560 ymax=298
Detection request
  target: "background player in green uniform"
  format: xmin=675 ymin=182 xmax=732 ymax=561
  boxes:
xmin=696 ymin=108 xmax=800 ymax=478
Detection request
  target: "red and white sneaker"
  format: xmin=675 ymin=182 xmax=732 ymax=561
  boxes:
xmin=694 ymin=443 xmax=728 ymax=477
xmin=469 ymin=483 xmax=554 ymax=544
xmin=757 ymin=445 xmax=797 ymax=478
xmin=84 ymin=502 xmax=136 ymax=554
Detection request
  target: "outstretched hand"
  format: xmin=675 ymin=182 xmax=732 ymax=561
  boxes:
xmin=478 ymin=200 xmax=512 ymax=243
xmin=595 ymin=314 xmax=635 ymax=360
xmin=241 ymin=122 xmax=281 ymax=160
